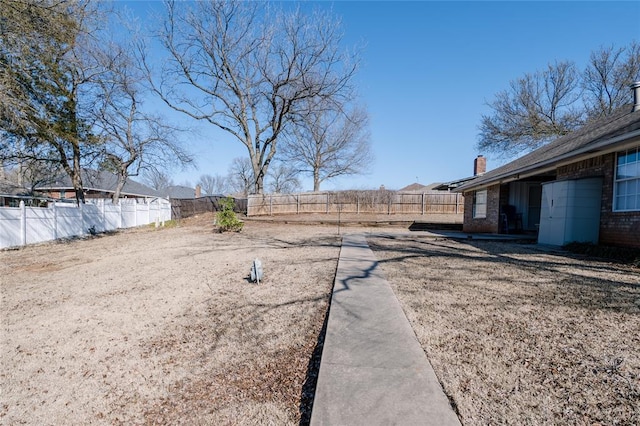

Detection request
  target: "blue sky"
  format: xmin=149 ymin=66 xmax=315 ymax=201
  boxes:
xmin=121 ymin=1 xmax=640 ymax=191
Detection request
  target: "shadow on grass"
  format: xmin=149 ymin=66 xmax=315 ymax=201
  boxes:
xmin=367 ymin=237 xmax=640 ymax=314
xmin=298 ymin=295 xmax=331 ymax=425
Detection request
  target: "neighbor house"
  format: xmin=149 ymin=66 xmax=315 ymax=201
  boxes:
xmin=0 ymin=179 xmax=40 ymax=207
xmin=37 ymin=169 xmax=161 ymax=201
xmin=456 ymin=83 xmax=640 ymax=249
xmin=162 ymin=185 xmax=202 ymax=199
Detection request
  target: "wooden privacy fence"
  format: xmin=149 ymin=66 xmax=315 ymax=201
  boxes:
xmin=247 ymin=190 xmax=464 ymax=216
xmin=171 ymin=196 xmax=248 ymax=220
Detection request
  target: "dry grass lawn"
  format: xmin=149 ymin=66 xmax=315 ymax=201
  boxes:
xmin=369 ymin=235 xmax=640 ymax=425
xmin=1 ymin=215 xmax=341 ymax=425
xmin=4 ymin=215 xmax=640 ymax=425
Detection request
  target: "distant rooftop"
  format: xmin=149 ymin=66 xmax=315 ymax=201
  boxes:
xmin=38 ymin=169 xmax=161 ymax=198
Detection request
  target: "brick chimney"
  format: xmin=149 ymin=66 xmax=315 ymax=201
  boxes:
xmin=195 ymin=184 xmax=202 ymax=198
xmin=632 ymin=81 xmax=640 ymax=112
xmin=474 ymin=155 xmax=486 ymax=176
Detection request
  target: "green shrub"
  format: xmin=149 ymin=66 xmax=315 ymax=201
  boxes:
xmin=216 ymin=197 xmax=244 ymax=232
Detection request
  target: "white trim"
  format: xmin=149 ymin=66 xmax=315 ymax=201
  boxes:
xmin=472 ymin=189 xmax=488 ymax=219
xmin=613 ymin=145 xmax=640 ymax=212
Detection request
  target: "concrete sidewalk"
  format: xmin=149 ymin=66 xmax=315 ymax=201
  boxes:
xmin=310 ymin=234 xmax=461 ymax=426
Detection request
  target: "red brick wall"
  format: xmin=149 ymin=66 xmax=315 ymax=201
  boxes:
xmin=557 ymin=152 xmax=640 ymax=248
xmin=462 ymin=184 xmax=501 ymax=233
xmin=45 ymin=190 xmax=75 ymax=200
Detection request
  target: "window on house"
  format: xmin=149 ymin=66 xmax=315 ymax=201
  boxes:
xmin=473 ymin=189 xmax=487 ymax=218
xmin=614 ymin=146 xmax=640 ymax=211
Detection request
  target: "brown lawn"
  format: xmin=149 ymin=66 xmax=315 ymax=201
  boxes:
xmin=369 ymin=235 xmax=640 ymax=425
xmin=1 ymin=216 xmax=341 ymax=425
xmin=3 ymin=215 xmax=639 ymax=425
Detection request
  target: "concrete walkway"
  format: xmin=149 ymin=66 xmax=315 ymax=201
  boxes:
xmin=310 ymin=234 xmax=461 ymax=426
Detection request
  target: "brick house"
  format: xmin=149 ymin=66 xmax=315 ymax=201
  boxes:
xmin=456 ymin=83 xmax=640 ymax=248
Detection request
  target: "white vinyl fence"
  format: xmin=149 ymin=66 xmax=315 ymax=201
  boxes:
xmin=0 ymin=198 xmax=171 ymax=249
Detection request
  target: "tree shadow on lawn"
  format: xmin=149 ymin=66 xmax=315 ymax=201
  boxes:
xmin=170 ymin=234 xmax=342 ymax=259
xmin=140 ymin=283 xmax=334 ymax=425
xmin=367 ymin=237 xmax=640 ymax=314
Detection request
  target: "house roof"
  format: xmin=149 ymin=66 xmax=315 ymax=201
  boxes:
xmin=457 ymin=105 xmax=640 ymax=192
xmin=0 ymin=178 xmax=29 ymax=196
xmin=38 ymin=170 xmax=161 ymax=198
xmin=431 ymin=175 xmax=478 ymax=191
xmin=399 ymin=183 xmax=435 ymax=192
xmin=163 ymin=185 xmax=196 ymax=199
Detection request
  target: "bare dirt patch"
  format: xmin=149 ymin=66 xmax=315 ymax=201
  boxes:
xmin=369 ymin=235 xmax=640 ymax=425
xmin=1 ymin=215 xmax=341 ymax=425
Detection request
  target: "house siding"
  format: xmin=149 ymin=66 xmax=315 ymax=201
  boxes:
xmin=557 ymin=153 xmax=640 ymax=248
xmin=463 ymin=184 xmax=501 ymax=233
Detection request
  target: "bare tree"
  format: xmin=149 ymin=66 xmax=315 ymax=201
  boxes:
xmin=145 ymin=1 xmax=359 ymax=194
xmin=227 ymin=157 xmax=254 ymax=197
xmin=267 ymin=162 xmax=301 ymax=194
xmin=142 ymin=168 xmax=173 ymax=193
xmin=478 ymin=61 xmax=583 ymax=157
xmin=0 ymin=134 xmax=62 ymax=192
xmin=197 ymin=173 xmax=228 ymax=195
xmin=93 ymin=18 xmax=193 ymax=204
xmin=282 ymin=99 xmax=372 ymax=191
xmin=583 ymin=42 xmax=640 ymax=119
xmin=0 ymin=0 xmax=105 ymax=204
xmin=478 ymin=42 xmax=640 ymax=158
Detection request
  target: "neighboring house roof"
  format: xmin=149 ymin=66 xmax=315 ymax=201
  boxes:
xmin=0 ymin=178 xmax=29 ymax=196
xmin=399 ymin=183 xmax=429 ymax=192
xmin=399 ymin=182 xmax=446 ymax=192
xmin=457 ymin=105 xmax=640 ymax=192
xmin=431 ymin=175 xmax=478 ymax=191
xmin=163 ymin=185 xmax=196 ymax=199
xmin=38 ymin=170 xmax=161 ymax=198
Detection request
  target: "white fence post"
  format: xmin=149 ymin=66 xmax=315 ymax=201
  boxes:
xmin=101 ymin=199 xmax=106 ymax=232
xmin=80 ymin=202 xmax=85 ymax=234
xmin=118 ymin=202 xmax=122 ymax=229
xmin=20 ymin=200 xmax=26 ymax=246
xmin=53 ymin=201 xmax=58 ymax=240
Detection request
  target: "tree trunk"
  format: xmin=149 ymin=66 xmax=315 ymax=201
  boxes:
xmin=112 ymin=170 xmax=127 ymax=204
xmin=254 ymin=174 xmax=264 ymax=195
xmin=72 ymin=146 xmax=85 ymax=205
xmin=313 ymin=169 xmax=320 ymax=192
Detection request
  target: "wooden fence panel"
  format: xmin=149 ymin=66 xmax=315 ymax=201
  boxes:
xmin=247 ymin=191 xmax=464 ymax=216
xmin=170 ymin=196 xmax=247 ymax=220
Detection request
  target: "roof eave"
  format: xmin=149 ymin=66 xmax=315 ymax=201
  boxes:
xmin=456 ymin=128 xmax=640 ymax=193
